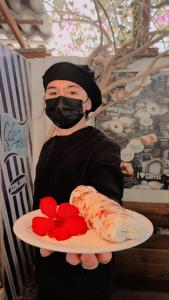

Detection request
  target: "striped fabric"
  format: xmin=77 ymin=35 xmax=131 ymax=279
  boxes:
xmin=0 ymin=44 xmax=34 ymax=300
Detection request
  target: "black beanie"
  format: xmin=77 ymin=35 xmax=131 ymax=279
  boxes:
xmin=42 ymin=62 xmax=102 ymax=112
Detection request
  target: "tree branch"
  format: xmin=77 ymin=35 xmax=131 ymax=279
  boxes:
xmin=52 ymin=17 xmax=111 ymax=44
xmin=86 ymin=42 xmax=111 ymax=66
xmin=151 ymin=0 xmax=169 ymax=9
xmin=44 ymin=1 xmax=112 ymax=43
xmin=96 ymin=0 xmax=117 ymax=51
xmin=93 ymin=0 xmax=103 ymax=47
xmin=88 ymin=54 xmax=169 ymax=120
xmin=102 ymin=50 xmax=169 ymax=94
xmin=100 ymin=29 xmax=169 ymax=81
xmin=111 ymin=1 xmax=128 ymax=45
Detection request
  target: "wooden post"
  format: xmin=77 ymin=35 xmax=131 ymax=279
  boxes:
xmin=132 ymin=0 xmax=151 ymax=48
xmin=0 ymin=0 xmax=27 ymax=48
xmin=142 ymin=0 xmax=151 ymax=44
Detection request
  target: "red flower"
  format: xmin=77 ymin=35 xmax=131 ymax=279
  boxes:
xmin=40 ymin=196 xmax=57 ymax=218
xmin=56 ymin=203 xmax=79 ymax=219
xmin=64 ymin=216 xmax=88 ymax=235
xmin=32 ymin=216 xmax=56 ymax=236
xmin=48 ymin=225 xmax=72 ymax=240
xmin=32 ymin=196 xmax=88 ymax=240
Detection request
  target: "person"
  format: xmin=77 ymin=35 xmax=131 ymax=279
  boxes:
xmin=33 ymin=62 xmax=131 ymax=300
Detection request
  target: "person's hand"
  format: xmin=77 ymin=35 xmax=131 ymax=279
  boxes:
xmin=66 ymin=252 xmax=112 ymax=270
xmin=40 ymin=248 xmax=54 ymax=257
xmin=120 ymin=162 xmax=134 ymax=176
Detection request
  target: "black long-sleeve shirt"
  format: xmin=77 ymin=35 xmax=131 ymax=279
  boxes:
xmin=33 ymin=126 xmax=123 ymax=300
xmin=33 ymin=126 xmax=123 ymax=209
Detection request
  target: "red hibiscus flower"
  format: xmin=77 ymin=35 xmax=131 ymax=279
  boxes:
xmin=32 ymin=197 xmax=88 ymax=240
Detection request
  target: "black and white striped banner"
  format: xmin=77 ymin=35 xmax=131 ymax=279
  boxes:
xmin=0 ymin=44 xmax=33 ymax=300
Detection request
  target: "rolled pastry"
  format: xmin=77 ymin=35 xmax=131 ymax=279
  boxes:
xmin=70 ymin=185 xmax=147 ymax=243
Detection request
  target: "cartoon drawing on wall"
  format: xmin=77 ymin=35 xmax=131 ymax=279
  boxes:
xmin=96 ymin=73 xmax=169 ymax=190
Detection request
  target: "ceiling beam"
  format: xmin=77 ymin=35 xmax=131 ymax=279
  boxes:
xmin=0 ymin=0 xmax=27 ymax=48
xmin=15 ymin=48 xmax=50 ymax=58
xmin=0 ymin=18 xmax=43 ymax=25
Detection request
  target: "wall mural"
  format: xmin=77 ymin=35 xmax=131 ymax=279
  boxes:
xmin=0 ymin=44 xmax=33 ymax=300
xmin=96 ymin=73 xmax=169 ymax=190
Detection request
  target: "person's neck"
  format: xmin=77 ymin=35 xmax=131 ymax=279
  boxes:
xmin=55 ymin=118 xmax=87 ymax=136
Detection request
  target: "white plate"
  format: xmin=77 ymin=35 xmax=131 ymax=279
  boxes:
xmin=13 ymin=209 xmax=154 ymax=254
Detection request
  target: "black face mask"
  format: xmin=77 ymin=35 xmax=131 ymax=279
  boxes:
xmin=45 ymin=96 xmax=85 ymax=129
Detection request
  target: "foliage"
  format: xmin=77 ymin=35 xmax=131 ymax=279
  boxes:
xmin=43 ymin=0 xmax=169 ymax=56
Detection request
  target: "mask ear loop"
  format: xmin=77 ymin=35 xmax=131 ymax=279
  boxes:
xmin=83 ymin=97 xmax=89 ymax=104
xmin=82 ymin=98 xmax=91 ymax=118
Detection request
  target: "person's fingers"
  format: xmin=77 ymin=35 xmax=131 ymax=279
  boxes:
xmin=96 ymin=252 xmax=112 ymax=264
xmin=66 ymin=253 xmax=81 ymax=266
xmin=122 ymin=168 xmax=130 ymax=175
xmin=81 ymin=254 xmax=99 ymax=270
xmin=120 ymin=162 xmax=134 ymax=176
xmin=40 ymin=248 xmax=54 ymax=257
